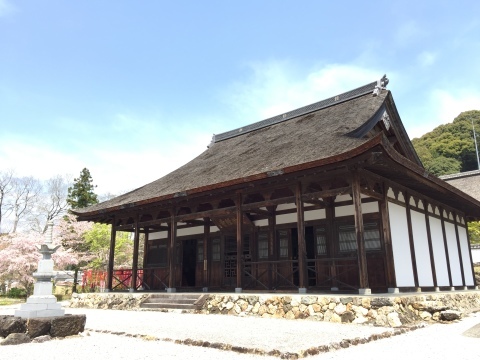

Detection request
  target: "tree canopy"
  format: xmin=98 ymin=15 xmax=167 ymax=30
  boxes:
xmin=412 ymin=110 xmax=480 ymax=176
xmin=67 ymin=168 xmax=99 ymax=209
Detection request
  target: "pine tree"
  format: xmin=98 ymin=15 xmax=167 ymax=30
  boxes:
xmin=67 ymin=168 xmax=99 ymax=209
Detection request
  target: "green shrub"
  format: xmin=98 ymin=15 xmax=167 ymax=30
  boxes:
xmin=7 ymin=287 xmax=27 ymax=298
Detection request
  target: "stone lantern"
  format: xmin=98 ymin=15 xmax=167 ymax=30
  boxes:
xmin=15 ymin=221 xmax=65 ymax=318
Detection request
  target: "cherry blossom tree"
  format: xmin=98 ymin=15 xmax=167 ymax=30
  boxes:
xmin=0 ymin=226 xmax=80 ymax=295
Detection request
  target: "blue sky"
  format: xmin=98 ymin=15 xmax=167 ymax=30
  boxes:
xmin=1 ymin=1 xmax=480 ymax=195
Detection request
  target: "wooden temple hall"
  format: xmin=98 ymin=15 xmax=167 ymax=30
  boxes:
xmin=74 ymin=76 xmax=480 ymax=295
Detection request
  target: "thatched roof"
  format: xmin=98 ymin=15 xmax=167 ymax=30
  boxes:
xmin=77 ymin=78 xmax=446 ymax=219
xmin=441 ymin=170 xmax=480 ymax=202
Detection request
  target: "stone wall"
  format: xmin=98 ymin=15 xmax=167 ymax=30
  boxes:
xmin=69 ymin=293 xmax=150 ymax=310
xmin=200 ymin=292 xmax=480 ymax=327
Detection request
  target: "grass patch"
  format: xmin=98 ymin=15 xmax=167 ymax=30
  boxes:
xmin=0 ymin=297 xmax=24 ymax=306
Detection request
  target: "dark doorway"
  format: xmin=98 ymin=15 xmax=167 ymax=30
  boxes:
xmin=305 ymin=227 xmax=316 ymax=286
xmin=182 ymin=239 xmax=196 ymax=287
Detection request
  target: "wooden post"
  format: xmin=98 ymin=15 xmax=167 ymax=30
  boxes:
xmin=440 ymin=208 xmax=453 ymax=288
xmin=267 ymin=205 xmax=277 ymax=290
xmin=236 ymin=192 xmax=243 ymax=292
xmin=380 ymin=184 xmax=396 ymax=290
xmin=296 ymin=182 xmax=307 ymax=291
xmin=143 ymin=228 xmax=149 ymax=270
xmin=131 ymin=219 xmax=140 ymax=292
xmin=453 ymin=214 xmax=466 ymax=287
xmin=405 ymin=193 xmax=419 ymax=289
xmin=465 ymin=219 xmax=477 ymax=287
xmin=168 ymin=211 xmax=177 ymax=291
xmin=423 ymin=201 xmax=438 ymax=289
xmin=107 ymin=218 xmax=116 ymax=292
xmin=352 ymin=171 xmax=369 ymax=294
xmin=203 ymin=217 xmax=210 ymax=290
xmin=325 ymin=197 xmax=337 ymax=290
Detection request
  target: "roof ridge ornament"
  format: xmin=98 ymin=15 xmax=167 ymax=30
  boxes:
xmin=373 ymin=74 xmax=389 ymax=96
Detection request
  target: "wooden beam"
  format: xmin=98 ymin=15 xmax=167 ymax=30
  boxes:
xmin=380 ymin=183 xmax=396 ymax=288
xmin=168 ymin=212 xmax=177 ymax=289
xmin=241 ymin=197 xmax=296 ymax=212
xmin=203 ymin=217 xmax=210 ymax=289
xmin=405 ymin=193 xmax=419 ymax=288
xmin=236 ymin=192 xmax=243 ymax=290
xmin=423 ymin=201 xmax=437 ymax=288
xmin=107 ymin=217 xmax=116 ymax=291
xmin=296 ymin=182 xmax=307 ymax=289
xmin=352 ymin=171 xmax=369 ymax=290
xmin=268 ymin=205 xmax=277 ymax=289
xmin=302 ymin=186 xmax=351 ymax=201
xmin=359 ymin=188 xmax=383 ymax=201
xmin=245 ymin=208 xmax=271 ymax=216
xmin=440 ymin=207 xmax=453 ymax=287
xmin=131 ymin=218 xmax=140 ymax=291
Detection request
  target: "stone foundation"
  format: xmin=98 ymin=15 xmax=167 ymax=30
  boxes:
xmin=200 ymin=292 xmax=480 ymax=327
xmin=0 ymin=314 xmax=86 ymax=345
xmin=69 ymin=292 xmax=150 ymax=310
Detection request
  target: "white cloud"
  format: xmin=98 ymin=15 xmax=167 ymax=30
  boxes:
xmin=406 ymin=88 xmax=480 ymax=138
xmin=224 ymin=62 xmax=383 ymax=126
xmin=417 ymin=51 xmax=437 ymax=67
xmin=0 ymin=0 xmax=15 ymax=17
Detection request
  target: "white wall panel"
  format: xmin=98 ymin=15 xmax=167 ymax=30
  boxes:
xmin=149 ymin=231 xmax=167 ymax=240
xmin=429 ymin=216 xmax=450 ymax=286
xmin=335 ymin=205 xmax=354 ymax=217
xmin=388 ymin=202 xmax=415 ymax=286
xmin=276 ymin=213 xmax=297 ymax=225
xmin=445 ymin=222 xmax=463 ymax=286
xmin=305 ymin=209 xmax=326 ymax=221
xmin=458 ymin=226 xmax=474 ymax=285
xmin=411 ymin=210 xmax=433 ymax=286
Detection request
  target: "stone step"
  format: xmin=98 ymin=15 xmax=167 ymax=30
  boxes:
xmin=142 ymin=298 xmax=196 ymax=305
xmin=140 ymin=302 xmax=197 ymax=310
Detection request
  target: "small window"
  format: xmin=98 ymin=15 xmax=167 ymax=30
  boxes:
xmin=338 ymin=222 xmax=381 ymax=252
xmin=278 ymin=230 xmax=289 ymax=258
xmin=197 ymin=240 xmax=204 ymax=262
xmin=212 ymin=238 xmax=221 ymax=261
xmin=257 ymin=232 xmax=268 ymax=259
xmin=338 ymin=225 xmax=356 ymax=252
xmin=315 ymin=227 xmax=327 ymax=255
xmin=147 ymin=240 xmax=167 ymax=267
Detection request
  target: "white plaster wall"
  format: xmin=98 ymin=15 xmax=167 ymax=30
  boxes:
xmin=305 ymin=209 xmax=326 ymax=221
xmin=148 ymin=226 xmax=220 ymax=240
xmin=149 ymin=231 xmax=167 ymax=240
xmin=276 ymin=213 xmax=297 ymax=225
xmin=429 ymin=216 xmax=450 ymax=286
xmin=410 ymin=210 xmax=434 ymax=286
xmin=445 ymin=222 xmax=463 ymax=286
xmin=472 ymin=248 xmax=480 ymax=264
xmin=388 ymin=202 xmax=415 ymax=287
xmin=335 ymin=201 xmax=378 ymax=217
xmin=458 ymin=226 xmax=475 ymax=285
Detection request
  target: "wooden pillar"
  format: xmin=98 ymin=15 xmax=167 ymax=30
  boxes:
xmin=380 ymin=184 xmax=396 ymax=290
xmin=423 ymin=201 xmax=438 ymax=289
xmin=453 ymin=214 xmax=466 ymax=287
xmin=465 ymin=219 xmax=477 ymax=287
xmin=107 ymin=218 xmax=116 ymax=292
xmin=168 ymin=211 xmax=177 ymax=291
xmin=267 ymin=205 xmax=277 ymax=289
xmin=440 ymin=208 xmax=453 ymax=288
xmin=405 ymin=193 xmax=419 ymax=289
xmin=352 ymin=171 xmax=369 ymax=293
xmin=236 ymin=192 xmax=243 ymax=292
xmin=131 ymin=219 xmax=140 ymax=292
xmin=296 ymin=182 xmax=307 ymax=291
xmin=324 ymin=197 xmax=337 ymax=290
xmin=203 ymin=217 xmax=210 ymax=290
xmin=142 ymin=229 xmax=149 ymax=269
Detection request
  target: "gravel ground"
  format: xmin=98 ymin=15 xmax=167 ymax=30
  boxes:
xmin=0 ymin=304 xmax=479 ymax=359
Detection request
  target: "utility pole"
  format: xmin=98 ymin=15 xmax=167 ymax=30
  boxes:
xmin=473 ymin=118 xmax=480 ymax=170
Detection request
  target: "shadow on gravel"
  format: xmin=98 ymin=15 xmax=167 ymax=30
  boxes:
xmin=462 ymin=323 xmax=480 ymax=338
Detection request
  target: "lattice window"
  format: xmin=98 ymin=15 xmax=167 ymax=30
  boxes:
xmin=258 ymin=232 xmax=268 ymax=259
xmin=278 ymin=230 xmax=289 ymax=258
xmin=315 ymin=228 xmax=327 ymax=255
xmin=212 ymin=238 xmax=221 ymax=261
xmin=338 ymin=223 xmax=381 ymax=252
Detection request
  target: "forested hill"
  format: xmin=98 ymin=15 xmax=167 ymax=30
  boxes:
xmin=412 ymin=110 xmax=480 ymax=176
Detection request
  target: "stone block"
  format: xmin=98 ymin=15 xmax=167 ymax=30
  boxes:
xmin=0 ymin=316 xmax=26 ymax=337
xmin=26 ymin=295 xmax=58 ymax=304
xmin=50 ymin=315 xmax=86 ymax=337
xmin=1 ymin=333 xmax=30 ymax=346
xmin=33 ymin=282 xmax=53 ymax=296
xmin=27 ymin=318 xmax=51 ymax=338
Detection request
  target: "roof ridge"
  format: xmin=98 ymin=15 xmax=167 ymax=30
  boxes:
xmin=213 ymin=78 xmax=384 ymax=143
xmin=440 ymin=169 xmax=480 ymax=180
